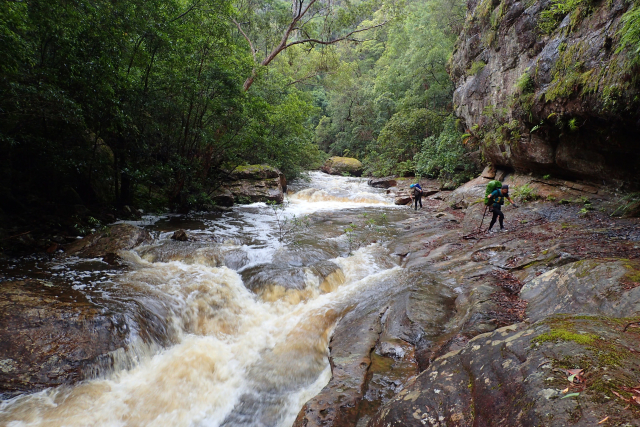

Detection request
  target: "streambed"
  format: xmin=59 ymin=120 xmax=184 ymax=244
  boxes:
xmin=0 ymin=173 xmax=433 ymax=427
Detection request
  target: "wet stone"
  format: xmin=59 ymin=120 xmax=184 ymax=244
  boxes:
xmin=64 ymin=224 xmax=151 ymax=259
xmin=0 ymin=280 xmax=129 ymax=398
xmin=171 ymin=229 xmax=189 ymax=241
xmin=369 ymin=319 xmax=640 ymax=427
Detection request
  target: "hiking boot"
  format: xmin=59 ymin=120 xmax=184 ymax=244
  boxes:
xmin=488 ymin=229 xmax=497 ymax=233
xmin=499 ymin=228 xmax=508 ymax=232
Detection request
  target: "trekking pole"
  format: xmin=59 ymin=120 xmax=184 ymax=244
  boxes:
xmin=478 ymin=205 xmax=489 ymax=233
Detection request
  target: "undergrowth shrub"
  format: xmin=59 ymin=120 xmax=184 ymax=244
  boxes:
xmin=414 ymin=115 xmax=475 ymax=186
xmin=467 ymin=61 xmax=486 ymax=76
xmin=618 ymin=4 xmax=640 ymax=66
xmin=538 ymin=0 xmax=593 ymax=34
xmin=516 ymin=72 xmax=535 ymax=94
xmin=512 ymin=184 xmax=540 ymax=202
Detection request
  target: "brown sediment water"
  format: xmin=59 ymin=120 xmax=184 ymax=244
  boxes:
xmin=0 ymin=172 xmax=414 ymax=427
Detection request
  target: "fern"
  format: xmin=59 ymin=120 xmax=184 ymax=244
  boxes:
xmin=618 ymin=4 xmax=640 ymax=63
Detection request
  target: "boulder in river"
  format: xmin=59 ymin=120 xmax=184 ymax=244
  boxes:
xmin=64 ymin=223 xmax=151 ymax=259
xmin=213 ymin=164 xmax=286 ymax=205
xmin=368 ymin=177 xmax=397 ymax=188
xmin=230 ymin=164 xmax=281 ymax=180
xmin=0 ymin=280 xmax=128 ymax=398
xmin=241 ymin=261 xmax=345 ymax=303
xmin=322 ymin=157 xmax=363 ymax=177
xmin=394 ymin=193 xmax=412 ymax=205
xmin=171 ymin=229 xmax=189 ymax=241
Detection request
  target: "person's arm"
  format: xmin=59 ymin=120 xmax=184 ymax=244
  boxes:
xmin=507 ymin=196 xmax=518 ymax=207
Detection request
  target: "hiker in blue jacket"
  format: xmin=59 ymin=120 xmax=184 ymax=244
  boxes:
xmin=410 ymin=183 xmax=423 ymax=210
xmin=488 ymin=184 xmax=518 ymax=232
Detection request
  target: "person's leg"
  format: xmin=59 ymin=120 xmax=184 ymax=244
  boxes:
xmin=499 ymin=211 xmax=505 ymax=229
xmin=489 ymin=210 xmax=499 ymax=230
xmin=414 ymin=197 xmax=418 ymax=210
xmin=418 ymin=195 xmax=422 ymax=208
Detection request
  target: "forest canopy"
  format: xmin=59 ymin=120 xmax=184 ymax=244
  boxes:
xmin=0 ymin=0 xmax=474 ymax=216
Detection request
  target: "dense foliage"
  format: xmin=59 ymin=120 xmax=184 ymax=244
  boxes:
xmin=0 ymin=0 xmax=326 ymax=214
xmin=0 ymin=0 xmax=475 ymax=220
xmin=310 ymin=0 xmax=477 ymax=182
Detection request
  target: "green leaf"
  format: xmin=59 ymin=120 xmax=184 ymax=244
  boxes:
xmin=561 ymin=392 xmax=580 ymax=399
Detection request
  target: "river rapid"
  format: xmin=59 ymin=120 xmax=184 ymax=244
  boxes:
xmin=0 ymin=173 xmax=417 ymax=427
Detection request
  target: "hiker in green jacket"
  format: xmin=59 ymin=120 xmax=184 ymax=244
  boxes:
xmin=488 ymin=184 xmax=518 ymax=232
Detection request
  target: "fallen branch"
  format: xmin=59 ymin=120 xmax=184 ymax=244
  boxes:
xmin=1 ymin=230 xmax=33 ymax=241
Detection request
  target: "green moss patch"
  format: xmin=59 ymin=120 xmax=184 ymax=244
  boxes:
xmin=531 ymin=316 xmax=640 ymax=422
xmin=622 ymin=260 xmax=640 ymax=288
xmin=467 ymin=61 xmax=487 ymax=76
xmin=533 ymin=328 xmax=597 ymax=345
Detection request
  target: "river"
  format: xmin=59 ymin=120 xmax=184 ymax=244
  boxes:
xmin=0 ymin=172 xmax=418 ymax=427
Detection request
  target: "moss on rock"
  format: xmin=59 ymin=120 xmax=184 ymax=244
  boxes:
xmin=321 ymin=157 xmax=363 ymax=177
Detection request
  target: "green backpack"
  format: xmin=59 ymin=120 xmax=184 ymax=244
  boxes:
xmin=484 ymin=180 xmax=502 ymax=205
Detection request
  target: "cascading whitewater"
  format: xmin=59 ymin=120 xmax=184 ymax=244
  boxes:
xmin=0 ymin=173 xmax=404 ymax=427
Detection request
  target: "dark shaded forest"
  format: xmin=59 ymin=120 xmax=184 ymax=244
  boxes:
xmin=1 ymin=0 xmax=481 ymax=224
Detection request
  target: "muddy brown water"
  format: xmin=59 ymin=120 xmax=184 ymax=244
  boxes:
xmin=0 ymin=173 xmax=449 ymax=427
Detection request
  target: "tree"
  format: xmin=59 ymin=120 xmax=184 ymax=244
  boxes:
xmin=0 ymin=0 xmax=324 ymax=215
xmin=309 ymin=0 xmax=472 ymax=179
xmin=233 ymin=0 xmax=394 ymax=90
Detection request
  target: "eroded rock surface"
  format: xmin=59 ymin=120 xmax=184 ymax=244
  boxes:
xmin=294 ymin=269 xmax=457 ymax=427
xmin=295 ymin=174 xmax=640 ymax=427
xmin=64 ymin=224 xmax=151 ymax=259
xmin=0 ymin=280 xmax=128 ymax=397
xmin=449 ymin=0 xmax=640 ymax=185
xmin=371 ymin=319 xmax=640 ymax=427
xmin=212 ymin=164 xmax=286 ymax=206
xmin=522 ymin=259 xmax=640 ymax=321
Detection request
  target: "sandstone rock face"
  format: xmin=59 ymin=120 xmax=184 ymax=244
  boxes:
xmin=370 ymin=319 xmax=640 ymax=427
xmin=521 ymin=259 xmax=640 ymax=321
xmin=291 ymin=171 xmax=640 ymax=427
xmin=65 ymin=224 xmax=151 ymax=259
xmin=322 ymin=157 xmax=363 ymax=177
xmin=212 ymin=164 xmax=285 ymax=205
xmin=0 ymin=280 xmax=128 ymax=397
xmin=294 ymin=269 xmax=458 ymax=427
xmin=449 ymin=0 xmax=640 ymax=186
xmin=481 ymin=165 xmax=496 ymax=179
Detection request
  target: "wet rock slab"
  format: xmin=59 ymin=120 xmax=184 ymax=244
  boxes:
xmin=370 ymin=318 xmax=640 ymax=427
xmin=522 ymin=259 xmax=640 ymax=321
xmin=64 ymin=223 xmax=151 ymax=260
xmin=292 ymin=172 xmax=640 ymax=427
xmin=294 ymin=269 xmax=458 ymax=427
xmin=0 ymin=280 xmax=128 ymax=397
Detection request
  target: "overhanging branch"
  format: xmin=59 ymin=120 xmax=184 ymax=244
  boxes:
xmin=283 ymin=22 xmax=387 ymax=49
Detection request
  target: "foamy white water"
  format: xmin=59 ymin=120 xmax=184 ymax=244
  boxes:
xmin=0 ymin=173 xmax=404 ymax=427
